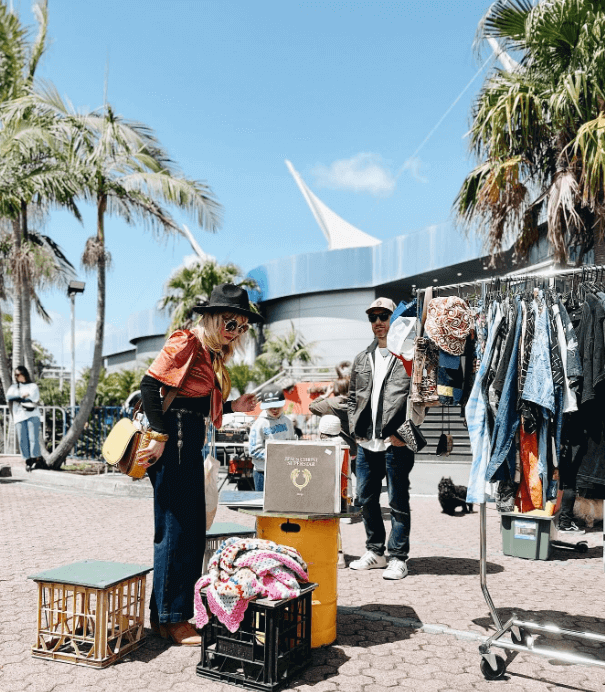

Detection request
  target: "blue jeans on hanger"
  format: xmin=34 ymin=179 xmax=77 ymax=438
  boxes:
xmin=355 ymin=444 xmax=415 ymax=561
xmin=487 ymin=299 xmax=522 ymax=483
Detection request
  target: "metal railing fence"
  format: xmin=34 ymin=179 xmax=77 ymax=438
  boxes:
xmin=0 ymin=405 xmax=132 ymax=461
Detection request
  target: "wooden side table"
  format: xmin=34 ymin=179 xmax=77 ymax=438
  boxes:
xmin=28 ymin=560 xmax=152 ymax=668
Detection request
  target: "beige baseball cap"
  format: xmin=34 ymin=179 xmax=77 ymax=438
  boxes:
xmin=366 ymin=297 xmax=397 ymax=314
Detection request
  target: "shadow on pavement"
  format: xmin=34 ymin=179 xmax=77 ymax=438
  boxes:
xmin=407 ymin=556 xmax=504 ymax=575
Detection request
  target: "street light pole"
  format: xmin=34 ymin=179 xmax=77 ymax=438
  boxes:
xmin=67 ymin=281 xmax=85 ymax=414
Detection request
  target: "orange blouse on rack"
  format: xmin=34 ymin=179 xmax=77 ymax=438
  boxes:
xmin=146 ymin=330 xmax=224 ymax=428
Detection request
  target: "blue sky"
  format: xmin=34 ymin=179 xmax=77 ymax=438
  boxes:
xmin=20 ymin=0 xmax=496 ymax=371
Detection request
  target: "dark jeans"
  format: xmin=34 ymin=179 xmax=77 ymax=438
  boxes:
xmin=146 ymin=409 xmax=206 ymax=624
xmin=253 ymin=469 xmax=265 ymax=491
xmin=356 ymin=443 xmax=415 ymax=560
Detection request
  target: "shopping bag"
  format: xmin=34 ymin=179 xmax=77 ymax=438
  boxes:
xmin=205 ymin=422 xmax=220 ymax=530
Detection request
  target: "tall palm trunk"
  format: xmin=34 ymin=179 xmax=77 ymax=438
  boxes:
xmin=20 ymin=204 xmax=35 ymax=376
xmin=11 ymin=218 xmax=23 ymax=371
xmin=48 ymin=195 xmax=107 ymax=469
xmin=0 ymin=303 xmax=12 ymax=397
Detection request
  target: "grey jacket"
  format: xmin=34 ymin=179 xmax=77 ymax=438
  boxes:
xmin=348 ymin=339 xmax=410 ymax=441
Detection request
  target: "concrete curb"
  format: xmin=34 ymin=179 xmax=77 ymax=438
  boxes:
xmin=8 ymin=465 xmax=154 ymax=498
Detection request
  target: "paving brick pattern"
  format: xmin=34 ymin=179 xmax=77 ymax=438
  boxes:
xmin=0 ymin=462 xmax=604 ymax=692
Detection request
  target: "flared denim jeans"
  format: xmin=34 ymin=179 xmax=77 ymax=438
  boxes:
xmin=147 ymin=409 xmax=206 ymax=624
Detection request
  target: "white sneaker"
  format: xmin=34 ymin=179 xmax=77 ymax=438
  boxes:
xmin=349 ymin=551 xmax=387 ymax=570
xmin=383 ymin=558 xmax=408 ymax=580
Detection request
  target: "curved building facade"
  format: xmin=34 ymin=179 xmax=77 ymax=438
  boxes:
xmin=103 ymin=223 xmax=493 ymax=373
xmin=248 ymin=223 xmax=488 ymax=367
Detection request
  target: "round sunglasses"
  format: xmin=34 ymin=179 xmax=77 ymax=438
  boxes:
xmin=368 ymin=312 xmax=391 ymax=323
xmin=221 ymin=316 xmax=249 ymax=335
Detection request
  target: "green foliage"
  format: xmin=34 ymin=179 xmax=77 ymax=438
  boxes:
xmin=228 ymin=362 xmax=255 ymax=396
xmin=456 ymin=0 xmax=605 ymax=263
xmin=256 ymin=324 xmax=316 ymax=370
xmin=38 ymin=377 xmax=69 ymax=406
xmin=76 ymin=366 xmax=144 ymax=407
xmin=160 ymin=259 xmax=259 ymax=333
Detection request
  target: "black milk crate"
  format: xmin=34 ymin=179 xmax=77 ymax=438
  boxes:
xmin=197 ymin=583 xmax=317 ymax=691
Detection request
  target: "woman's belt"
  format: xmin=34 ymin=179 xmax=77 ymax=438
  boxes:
xmin=166 ymin=396 xmax=210 ymax=416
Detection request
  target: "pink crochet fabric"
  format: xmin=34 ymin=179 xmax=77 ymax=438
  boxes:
xmin=194 ymin=537 xmax=309 ymax=633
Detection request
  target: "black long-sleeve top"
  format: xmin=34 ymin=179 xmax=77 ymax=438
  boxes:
xmin=140 ymin=375 xmax=233 ymax=435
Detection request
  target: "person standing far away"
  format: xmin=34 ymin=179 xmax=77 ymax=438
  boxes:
xmin=6 ymin=365 xmax=46 ymax=471
xmin=248 ymin=387 xmax=296 ymax=491
xmin=347 ymin=297 xmax=414 ymax=580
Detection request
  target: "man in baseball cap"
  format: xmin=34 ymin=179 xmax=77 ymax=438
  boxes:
xmin=348 ymin=295 xmax=413 ymax=580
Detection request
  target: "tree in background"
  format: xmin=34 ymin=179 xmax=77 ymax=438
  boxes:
xmin=456 ymin=0 xmax=605 ymax=265
xmin=160 ymin=259 xmax=259 ymax=333
xmin=8 ymin=86 xmax=223 ymax=469
xmin=0 ymin=1 xmax=80 ymax=392
xmin=250 ymin=323 xmax=317 ymax=388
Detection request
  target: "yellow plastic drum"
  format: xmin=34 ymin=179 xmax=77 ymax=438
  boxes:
xmin=256 ymin=516 xmax=339 ymax=648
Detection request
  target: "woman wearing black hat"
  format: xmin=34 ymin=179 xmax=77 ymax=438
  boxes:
xmin=138 ymin=283 xmax=262 ymax=645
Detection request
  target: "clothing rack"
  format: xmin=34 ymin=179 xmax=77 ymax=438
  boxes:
xmin=413 ymin=263 xmax=605 ymax=296
xmin=417 ymin=266 xmax=605 ymax=681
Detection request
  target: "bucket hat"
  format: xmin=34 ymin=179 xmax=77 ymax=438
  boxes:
xmin=260 ymin=387 xmax=286 ymax=410
xmin=192 ymin=283 xmax=263 ymax=323
xmin=425 ymin=296 xmax=471 ymax=356
xmin=318 ymin=415 xmax=342 ymax=436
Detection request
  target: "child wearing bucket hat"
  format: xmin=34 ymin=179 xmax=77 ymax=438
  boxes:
xmin=248 ymin=387 xmax=296 ymax=491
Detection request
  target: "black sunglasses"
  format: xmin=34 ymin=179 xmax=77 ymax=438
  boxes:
xmin=221 ymin=316 xmax=249 ymax=334
xmin=368 ymin=312 xmax=391 ymax=323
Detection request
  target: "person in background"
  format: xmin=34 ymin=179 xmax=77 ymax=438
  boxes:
xmin=6 ymin=366 xmax=45 ymax=471
xmin=309 ymin=369 xmax=358 ymax=519
xmin=249 ymin=387 xmax=296 ymax=491
xmin=138 ymin=283 xmax=260 ymax=646
xmin=348 ymin=297 xmax=413 ymax=580
xmin=318 ymin=414 xmax=350 ymax=568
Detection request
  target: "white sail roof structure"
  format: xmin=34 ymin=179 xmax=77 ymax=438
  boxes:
xmin=285 ymin=160 xmax=382 ymax=250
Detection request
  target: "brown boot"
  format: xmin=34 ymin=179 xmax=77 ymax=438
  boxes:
xmin=161 ymin=621 xmax=201 ymax=646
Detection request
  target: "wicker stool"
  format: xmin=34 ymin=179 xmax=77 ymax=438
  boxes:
xmin=28 ymin=560 xmax=152 ymax=668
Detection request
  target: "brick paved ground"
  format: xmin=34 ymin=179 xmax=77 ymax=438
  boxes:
xmin=0 ymin=461 xmax=604 ymax=692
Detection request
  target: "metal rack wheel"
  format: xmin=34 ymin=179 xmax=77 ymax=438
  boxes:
xmin=511 ymin=627 xmax=531 ymax=647
xmin=480 ymin=655 xmax=507 ymax=680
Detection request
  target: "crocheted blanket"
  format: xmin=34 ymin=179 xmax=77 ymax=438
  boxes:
xmin=194 ymin=537 xmax=309 ymax=633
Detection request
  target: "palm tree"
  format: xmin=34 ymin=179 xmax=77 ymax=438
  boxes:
xmin=256 ymin=323 xmax=316 ymax=371
xmin=0 ymin=1 xmax=80 ymax=377
xmin=455 ymin=0 xmax=605 ymax=265
xmin=159 ymin=259 xmax=259 ymax=333
xmin=12 ymin=88 xmax=223 ymax=468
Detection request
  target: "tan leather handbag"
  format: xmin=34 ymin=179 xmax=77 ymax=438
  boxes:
xmin=102 ymin=389 xmax=179 ymax=479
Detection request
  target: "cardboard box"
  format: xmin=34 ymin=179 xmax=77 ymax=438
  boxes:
xmin=264 ymin=441 xmax=341 ymax=514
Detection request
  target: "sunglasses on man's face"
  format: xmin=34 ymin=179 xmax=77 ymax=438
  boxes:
xmin=368 ymin=312 xmax=391 ymax=323
xmin=221 ymin=316 xmax=249 ymax=335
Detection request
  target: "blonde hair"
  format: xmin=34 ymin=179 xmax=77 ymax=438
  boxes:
xmin=195 ymin=311 xmax=248 ymax=400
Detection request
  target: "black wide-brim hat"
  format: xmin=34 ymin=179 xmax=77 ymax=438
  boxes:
xmin=192 ymin=283 xmax=263 ymax=323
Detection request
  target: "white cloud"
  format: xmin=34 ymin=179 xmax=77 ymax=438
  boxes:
xmin=400 ymin=156 xmax=429 ymax=184
xmin=311 ymin=153 xmax=396 ymax=197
